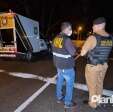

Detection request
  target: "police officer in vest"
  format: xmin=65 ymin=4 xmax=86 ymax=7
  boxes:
xmin=52 ymin=22 xmax=76 ymax=108
xmin=80 ymin=17 xmax=113 ymax=108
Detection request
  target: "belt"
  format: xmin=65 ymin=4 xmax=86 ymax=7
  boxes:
xmin=87 ymin=58 xmax=107 ymax=65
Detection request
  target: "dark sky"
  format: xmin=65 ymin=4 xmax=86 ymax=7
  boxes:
xmin=1 ymin=0 xmax=113 ymax=36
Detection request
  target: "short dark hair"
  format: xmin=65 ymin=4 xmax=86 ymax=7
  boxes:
xmin=61 ymin=22 xmax=72 ymax=31
xmin=93 ymin=17 xmax=106 ymax=25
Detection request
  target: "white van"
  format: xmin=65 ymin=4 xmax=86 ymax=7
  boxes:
xmin=0 ymin=12 xmax=47 ymax=61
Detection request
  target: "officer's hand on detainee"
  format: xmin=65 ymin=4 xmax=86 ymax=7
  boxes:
xmin=74 ymin=47 xmax=81 ymax=60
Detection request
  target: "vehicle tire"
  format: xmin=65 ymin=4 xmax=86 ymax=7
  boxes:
xmin=26 ymin=51 xmax=32 ymax=62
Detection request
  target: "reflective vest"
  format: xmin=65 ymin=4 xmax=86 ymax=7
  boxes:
xmin=87 ymin=33 xmax=113 ymax=65
xmin=52 ymin=34 xmax=75 ymax=69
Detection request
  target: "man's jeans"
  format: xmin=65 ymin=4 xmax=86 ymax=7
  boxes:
xmin=56 ymin=68 xmax=75 ymax=105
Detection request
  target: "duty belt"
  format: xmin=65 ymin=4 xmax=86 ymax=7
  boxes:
xmin=87 ymin=58 xmax=107 ymax=65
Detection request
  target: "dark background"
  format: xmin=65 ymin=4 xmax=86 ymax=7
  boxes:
xmin=0 ymin=0 xmax=113 ymax=38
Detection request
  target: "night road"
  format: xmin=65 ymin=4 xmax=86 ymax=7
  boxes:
xmin=0 ymin=55 xmax=113 ymax=112
xmin=0 ymin=0 xmax=113 ymax=112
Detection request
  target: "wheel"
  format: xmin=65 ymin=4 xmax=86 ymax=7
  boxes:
xmin=26 ymin=51 xmax=32 ymax=62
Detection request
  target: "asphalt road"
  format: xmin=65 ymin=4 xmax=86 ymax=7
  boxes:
xmin=0 ymin=55 xmax=113 ymax=112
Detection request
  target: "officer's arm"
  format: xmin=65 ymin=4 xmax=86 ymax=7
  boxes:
xmin=65 ymin=38 xmax=76 ymax=56
xmin=80 ymin=36 xmax=96 ymax=56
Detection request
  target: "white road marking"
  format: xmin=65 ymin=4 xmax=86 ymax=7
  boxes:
xmin=9 ymin=72 xmax=113 ymax=97
xmin=14 ymin=81 xmax=50 ymax=112
xmin=0 ymin=70 xmax=111 ymax=111
xmin=9 ymin=72 xmax=49 ymax=82
xmin=14 ymin=75 xmax=56 ymax=112
xmin=74 ymin=83 xmax=113 ymax=97
xmin=9 ymin=73 xmax=38 ymax=79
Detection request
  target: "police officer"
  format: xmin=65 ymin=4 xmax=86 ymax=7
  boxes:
xmin=52 ymin=22 xmax=76 ymax=108
xmin=80 ymin=17 xmax=113 ymax=108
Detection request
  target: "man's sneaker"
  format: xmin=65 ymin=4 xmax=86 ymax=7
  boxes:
xmin=64 ymin=102 xmax=77 ymax=109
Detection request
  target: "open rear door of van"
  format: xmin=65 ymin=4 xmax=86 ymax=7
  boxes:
xmin=0 ymin=12 xmax=17 ymax=57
